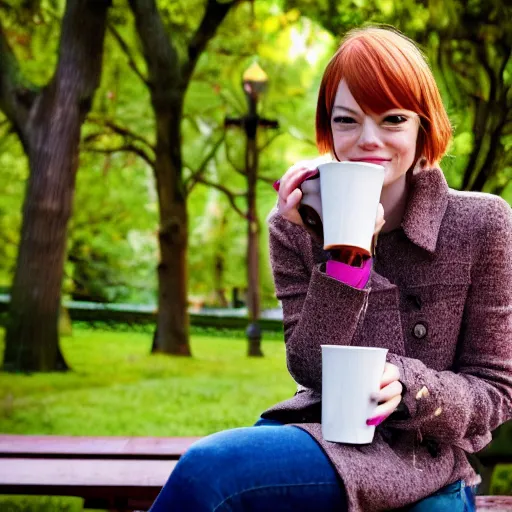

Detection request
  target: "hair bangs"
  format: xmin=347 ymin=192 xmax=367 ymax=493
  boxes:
xmin=340 ymin=37 xmax=422 ymax=115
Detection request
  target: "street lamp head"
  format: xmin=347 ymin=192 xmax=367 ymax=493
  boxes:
xmin=243 ymin=62 xmax=268 ymax=98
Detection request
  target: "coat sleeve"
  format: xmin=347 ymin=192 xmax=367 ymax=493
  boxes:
xmin=268 ymin=210 xmax=370 ymax=392
xmin=386 ymin=196 xmax=512 ymax=452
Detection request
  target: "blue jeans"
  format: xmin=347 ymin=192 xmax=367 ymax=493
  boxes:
xmin=149 ymin=418 xmax=476 ymax=511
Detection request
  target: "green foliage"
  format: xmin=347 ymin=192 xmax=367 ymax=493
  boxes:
xmin=0 ymin=496 xmax=83 ymax=512
xmin=183 ymin=1 xmax=333 ymax=306
xmin=1 ymin=0 xmax=510 ymax=312
xmin=0 ymin=327 xmax=294 ymax=435
xmin=492 ymin=465 xmax=512 ymax=495
xmin=67 ymin=152 xmax=157 ymax=303
xmin=0 ymin=129 xmax=26 ymax=289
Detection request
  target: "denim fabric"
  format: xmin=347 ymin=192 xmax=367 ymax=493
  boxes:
xmin=149 ymin=418 xmax=346 ymax=511
xmin=404 ymin=479 xmax=477 ymax=512
xmin=149 ymin=418 xmax=476 ymax=512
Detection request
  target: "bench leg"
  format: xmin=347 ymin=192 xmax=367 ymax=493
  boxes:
xmin=477 ymin=464 xmax=496 ymax=496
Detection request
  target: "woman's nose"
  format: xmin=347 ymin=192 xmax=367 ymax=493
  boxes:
xmin=358 ymin=120 xmax=382 ymax=149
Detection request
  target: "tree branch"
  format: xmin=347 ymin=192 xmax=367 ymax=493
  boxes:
xmin=225 ymin=140 xmax=245 ymax=175
xmin=185 ymin=134 xmax=225 ymax=194
xmin=258 ymin=131 xmax=282 ymax=153
xmin=257 ymin=175 xmax=275 ymax=185
xmin=88 ymin=115 xmax=155 ymax=152
xmin=84 ymin=143 xmax=155 ymax=167
xmin=0 ymin=21 xmax=37 ymax=147
xmin=182 ymin=0 xmax=241 ymax=83
xmin=128 ymin=0 xmax=181 ymax=91
xmin=288 ymin=126 xmax=317 ymax=147
xmin=194 ymin=176 xmax=246 ymax=218
xmin=108 ymin=22 xmax=148 ymax=86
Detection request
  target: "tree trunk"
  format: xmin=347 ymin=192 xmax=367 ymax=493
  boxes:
xmin=2 ymin=0 xmax=110 ymax=372
xmin=151 ymin=112 xmax=190 ymax=356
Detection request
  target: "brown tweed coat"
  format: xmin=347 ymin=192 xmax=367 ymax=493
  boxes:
xmin=262 ymin=167 xmax=512 ymax=511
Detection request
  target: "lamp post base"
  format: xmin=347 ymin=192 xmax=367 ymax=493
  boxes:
xmin=246 ymin=322 xmax=263 ymax=357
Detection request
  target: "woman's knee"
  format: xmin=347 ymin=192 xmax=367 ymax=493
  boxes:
xmin=150 ymin=431 xmax=240 ymax=511
xmin=174 ymin=430 xmax=241 ymax=481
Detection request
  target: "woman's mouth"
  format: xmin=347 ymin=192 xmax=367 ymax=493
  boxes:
xmin=349 ymin=158 xmax=391 ymax=165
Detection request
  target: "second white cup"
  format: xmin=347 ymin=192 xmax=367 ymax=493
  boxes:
xmin=321 ymin=345 xmax=388 ymax=444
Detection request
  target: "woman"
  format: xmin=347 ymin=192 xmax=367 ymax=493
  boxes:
xmin=150 ymin=26 xmax=512 ymax=512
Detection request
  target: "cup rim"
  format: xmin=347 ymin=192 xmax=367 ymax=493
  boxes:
xmin=320 ymin=345 xmax=388 ymax=352
xmin=317 ymin=160 xmax=385 ymax=171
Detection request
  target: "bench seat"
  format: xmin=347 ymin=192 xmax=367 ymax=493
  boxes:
xmin=0 ymin=435 xmax=199 ymax=510
xmin=0 ymin=434 xmax=201 ymax=459
xmin=1 ymin=435 xmax=511 ymax=511
xmin=0 ymin=458 xmax=175 ymax=509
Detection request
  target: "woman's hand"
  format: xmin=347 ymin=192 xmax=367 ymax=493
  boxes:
xmin=275 ymin=159 xmax=323 ymax=226
xmin=366 ymin=362 xmax=403 ymax=427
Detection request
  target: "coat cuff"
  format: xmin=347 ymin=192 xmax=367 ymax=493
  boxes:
xmin=386 ymin=353 xmax=419 ymax=419
xmin=326 ymin=258 xmax=372 ymax=289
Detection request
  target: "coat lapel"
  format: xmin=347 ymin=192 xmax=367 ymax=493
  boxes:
xmin=402 ymin=167 xmax=449 ymax=254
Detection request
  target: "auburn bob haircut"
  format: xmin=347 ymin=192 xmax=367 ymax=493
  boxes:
xmin=316 ymin=27 xmax=452 ymax=166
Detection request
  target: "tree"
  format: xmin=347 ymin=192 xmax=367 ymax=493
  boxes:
xmin=425 ymin=3 xmax=511 ymax=193
xmin=0 ymin=0 xmax=111 ymax=372
xmin=284 ymin=0 xmax=512 ymax=194
xmin=119 ymin=0 xmax=243 ymax=356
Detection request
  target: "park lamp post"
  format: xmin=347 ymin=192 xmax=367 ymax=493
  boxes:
xmin=225 ymin=63 xmax=279 ymax=357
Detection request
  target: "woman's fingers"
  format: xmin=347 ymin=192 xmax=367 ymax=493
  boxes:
xmin=374 ymin=203 xmax=385 ymax=235
xmin=279 ymin=188 xmax=303 ymax=221
xmin=371 ymin=380 xmax=403 ymax=405
xmin=279 ymin=167 xmax=315 ymax=200
xmin=277 ymin=164 xmax=318 ymax=224
xmin=366 ymin=363 xmax=402 ymax=426
xmin=367 ymin=395 xmax=402 ymax=426
xmin=380 ymin=362 xmax=400 ymax=388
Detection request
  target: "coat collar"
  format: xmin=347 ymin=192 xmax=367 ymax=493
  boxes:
xmin=401 ymin=167 xmax=449 ymax=254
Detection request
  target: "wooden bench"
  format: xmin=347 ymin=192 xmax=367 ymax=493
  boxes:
xmin=1 ymin=434 xmax=511 ymax=511
xmin=0 ymin=434 xmax=200 ymax=511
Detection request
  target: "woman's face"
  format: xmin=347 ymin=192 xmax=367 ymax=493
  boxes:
xmin=330 ymin=80 xmax=421 ymax=188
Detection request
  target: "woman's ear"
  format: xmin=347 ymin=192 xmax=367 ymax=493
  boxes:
xmin=412 ymin=156 xmax=428 ymax=175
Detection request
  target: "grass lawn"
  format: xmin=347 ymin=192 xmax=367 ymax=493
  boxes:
xmin=0 ymin=327 xmax=296 ymax=435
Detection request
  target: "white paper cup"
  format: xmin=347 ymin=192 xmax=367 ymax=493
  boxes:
xmin=317 ymin=161 xmax=384 ymax=254
xmin=321 ymin=345 xmax=388 ymax=444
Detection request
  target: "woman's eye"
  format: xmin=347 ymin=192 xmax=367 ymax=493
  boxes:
xmin=384 ymin=115 xmax=407 ymax=124
xmin=332 ymin=116 xmax=356 ymax=124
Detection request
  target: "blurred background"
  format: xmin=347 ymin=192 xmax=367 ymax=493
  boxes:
xmin=0 ymin=0 xmax=510 ymax=509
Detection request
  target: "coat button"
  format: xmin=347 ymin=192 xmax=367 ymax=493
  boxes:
xmin=413 ymin=322 xmax=428 ymax=339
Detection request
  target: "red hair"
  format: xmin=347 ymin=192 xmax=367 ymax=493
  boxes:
xmin=316 ymin=27 xmax=452 ymax=165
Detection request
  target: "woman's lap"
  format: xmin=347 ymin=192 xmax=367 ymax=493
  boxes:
xmin=149 ymin=418 xmax=346 ymax=511
xmin=149 ymin=418 xmax=475 ymax=512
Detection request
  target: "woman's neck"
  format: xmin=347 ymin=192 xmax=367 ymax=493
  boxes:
xmin=380 ymin=175 xmax=409 ymax=233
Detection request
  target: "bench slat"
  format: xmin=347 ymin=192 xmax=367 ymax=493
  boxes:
xmin=0 ymin=435 xmax=199 ymax=459
xmin=475 ymin=496 xmax=512 ymax=512
xmin=0 ymin=458 xmax=176 ymax=488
